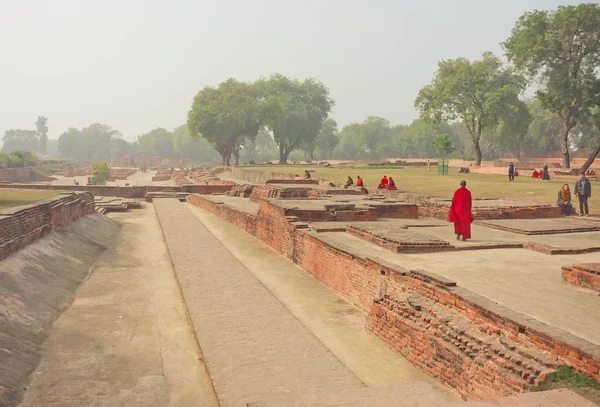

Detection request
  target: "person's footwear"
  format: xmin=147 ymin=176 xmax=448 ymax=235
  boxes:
xmin=580 ymin=213 xmax=584 ymax=217
xmin=456 ymin=234 xmax=461 ymax=240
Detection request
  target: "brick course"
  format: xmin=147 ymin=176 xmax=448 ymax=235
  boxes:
xmin=188 ymin=193 xmax=600 ymax=396
xmin=0 ymin=192 xmax=95 ymax=261
xmin=562 ymin=263 xmax=600 ymax=292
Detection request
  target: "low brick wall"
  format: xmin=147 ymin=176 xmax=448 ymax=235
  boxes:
xmin=152 ymin=174 xmax=171 ymax=181
xmin=187 ymin=194 xmax=256 ymax=235
xmin=562 ymin=263 xmax=600 ymax=291
xmin=0 ymin=183 xmax=233 ymax=198
xmin=0 ymin=192 xmax=95 ymax=261
xmin=232 ymin=167 xmax=296 ymax=184
xmin=189 ymin=195 xmax=600 ymax=398
xmin=265 ymin=179 xmax=320 ymax=185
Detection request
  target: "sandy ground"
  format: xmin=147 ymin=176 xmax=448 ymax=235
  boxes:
xmin=47 ymin=170 xmax=176 ymax=187
xmin=19 ymin=205 xmax=218 ymax=407
xmin=184 ymin=202 xmax=458 ymax=398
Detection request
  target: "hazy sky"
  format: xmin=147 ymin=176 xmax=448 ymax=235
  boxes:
xmin=0 ymin=0 xmax=583 ymax=141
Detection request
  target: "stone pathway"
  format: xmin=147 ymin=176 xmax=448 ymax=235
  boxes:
xmin=154 ymin=199 xmax=366 ymax=407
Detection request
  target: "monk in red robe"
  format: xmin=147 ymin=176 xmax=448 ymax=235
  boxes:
xmin=448 ymin=180 xmax=474 ymax=241
xmin=378 ymin=175 xmax=388 ymax=189
xmin=532 ymin=169 xmax=539 ymax=178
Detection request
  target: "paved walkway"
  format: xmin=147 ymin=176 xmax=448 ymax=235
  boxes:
xmin=154 ymin=199 xmax=365 ymax=407
xmin=19 ymin=206 xmax=217 ymax=407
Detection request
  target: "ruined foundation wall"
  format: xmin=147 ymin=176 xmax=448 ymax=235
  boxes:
xmin=187 ymin=194 xmax=256 ymax=235
xmin=0 ymin=213 xmax=120 ymax=407
xmin=190 ymin=195 xmax=600 ymax=395
xmin=0 ymin=192 xmax=95 ymax=262
xmin=232 ymin=167 xmax=296 ymax=184
xmin=0 ymin=184 xmax=233 ymax=198
xmin=562 ymin=264 xmax=600 ymax=292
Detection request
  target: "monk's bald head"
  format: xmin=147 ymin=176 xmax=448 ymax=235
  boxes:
xmin=460 ymin=180 xmax=467 ymax=187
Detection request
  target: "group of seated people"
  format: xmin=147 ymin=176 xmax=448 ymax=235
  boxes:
xmin=342 ymin=175 xmax=397 ymax=192
xmin=377 ymin=175 xmax=397 ymax=190
xmin=458 ymin=167 xmax=470 ymax=174
xmin=532 ymin=165 xmax=551 ymax=180
xmin=586 ymin=169 xmax=596 ymax=176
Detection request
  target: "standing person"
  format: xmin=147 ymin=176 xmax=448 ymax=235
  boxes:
xmin=575 ymin=171 xmax=592 ymax=216
xmin=427 ymin=160 xmax=431 ymax=172
xmin=542 ymin=163 xmax=550 ymax=180
xmin=508 ymin=162 xmax=515 ymax=181
xmin=448 ymin=180 xmax=474 ymax=241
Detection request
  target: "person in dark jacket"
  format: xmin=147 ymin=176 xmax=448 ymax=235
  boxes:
xmin=344 ymin=176 xmax=353 ymax=189
xmin=575 ymin=171 xmax=592 ymax=216
xmin=542 ymin=163 xmax=550 ymax=180
xmin=557 ymin=184 xmax=573 ymax=215
xmin=508 ymin=162 xmax=515 ymax=181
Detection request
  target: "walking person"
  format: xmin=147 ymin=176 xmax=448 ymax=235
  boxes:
xmin=542 ymin=163 xmax=550 ymax=180
xmin=448 ymin=180 xmax=474 ymax=241
xmin=427 ymin=160 xmax=431 ymax=172
xmin=574 ymin=171 xmax=592 ymax=216
xmin=508 ymin=162 xmax=515 ymax=181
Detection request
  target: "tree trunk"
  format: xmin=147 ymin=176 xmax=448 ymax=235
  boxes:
xmin=473 ymin=139 xmax=482 ymax=166
xmin=233 ymin=149 xmax=239 ymax=166
xmin=278 ymin=143 xmax=289 ymax=164
xmin=579 ymin=141 xmax=600 ymax=174
xmin=559 ymin=120 xmax=571 ymax=169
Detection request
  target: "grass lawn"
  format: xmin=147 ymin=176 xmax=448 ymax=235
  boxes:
xmin=243 ymin=165 xmax=599 ymax=216
xmin=0 ymin=189 xmax=67 ymax=211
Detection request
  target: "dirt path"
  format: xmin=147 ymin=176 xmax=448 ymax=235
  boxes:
xmin=19 ymin=205 xmax=218 ymax=407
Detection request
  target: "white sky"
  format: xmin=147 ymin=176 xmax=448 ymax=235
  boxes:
xmin=0 ymin=0 xmax=582 ymax=141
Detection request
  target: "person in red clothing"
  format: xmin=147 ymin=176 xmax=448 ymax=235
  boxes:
xmin=354 ymin=175 xmax=363 ymax=187
xmin=378 ymin=175 xmax=388 ymax=189
xmin=532 ymin=169 xmax=539 ymax=178
xmin=448 ymin=180 xmax=474 ymax=241
xmin=387 ymin=176 xmax=397 ymax=190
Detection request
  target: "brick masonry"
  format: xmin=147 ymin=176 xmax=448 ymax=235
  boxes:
xmin=562 ymin=263 xmax=600 ymax=292
xmin=0 ymin=183 xmax=233 ymax=198
xmin=0 ymin=192 xmax=95 ymax=262
xmin=188 ymin=194 xmax=600 ymax=398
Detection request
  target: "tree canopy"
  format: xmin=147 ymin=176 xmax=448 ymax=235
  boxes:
xmin=503 ymin=2 xmax=600 ymax=168
xmin=188 ymin=78 xmax=262 ymax=166
xmin=415 ymin=52 xmax=526 ymax=166
xmin=2 ymin=129 xmax=40 ymax=153
xmin=316 ymin=118 xmax=339 ymax=160
xmin=257 ymin=74 xmax=334 ymax=164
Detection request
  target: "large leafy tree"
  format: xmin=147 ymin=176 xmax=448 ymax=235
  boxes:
xmin=137 ymin=128 xmax=176 ymax=158
xmin=188 ymin=79 xmax=261 ymax=166
xmin=2 ymin=129 xmax=39 ymax=153
xmin=57 ymin=124 xmax=121 ymax=161
xmin=415 ymin=52 xmax=526 ymax=166
xmin=360 ymin=116 xmax=393 ymax=159
xmin=431 ymin=133 xmax=455 ymax=170
xmin=257 ymin=74 xmax=334 ymax=164
xmin=35 ymin=116 xmax=49 ymax=154
xmin=494 ymin=100 xmax=532 ymax=161
xmin=172 ymin=124 xmax=218 ymax=163
xmin=316 ymin=118 xmax=339 ymax=160
xmin=503 ymin=3 xmax=600 ymax=169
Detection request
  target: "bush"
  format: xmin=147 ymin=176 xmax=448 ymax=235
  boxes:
xmin=91 ymin=161 xmax=110 ymax=185
xmin=0 ymin=152 xmax=10 ymax=168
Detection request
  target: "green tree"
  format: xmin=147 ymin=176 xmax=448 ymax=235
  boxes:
xmin=172 ymin=124 xmax=218 ymax=163
xmin=91 ymin=161 xmax=110 ymax=185
xmin=431 ymin=134 xmax=455 ymax=171
xmin=415 ymin=52 xmax=525 ymax=166
xmin=137 ymin=128 xmax=176 ymax=158
xmin=188 ymin=79 xmax=261 ymax=166
xmin=57 ymin=124 xmax=121 ymax=161
xmin=257 ymin=74 xmax=334 ymax=164
xmin=35 ymin=116 xmax=49 ymax=154
xmin=110 ymin=138 xmax=139 ymax=160
xmin=316 ymin=118 xmax=339 ymax=160
xmin=495 ymin=100 xmax=532 ymax=161
xmin=2 ymin=129 xmax=39 ymax=153
xmin=334 ymin=123 xmax=363 ymax=159
xmin=503 ymin=3 xmax=600 ymax=169
xmin=0 ymin=152 xmax=9 ymax=167
xmin=360 ymin=116 xmax=393 ymax=159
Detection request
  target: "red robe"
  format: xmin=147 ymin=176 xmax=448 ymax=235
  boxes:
xmin=448 ymin=187 xmax=474 ymax=240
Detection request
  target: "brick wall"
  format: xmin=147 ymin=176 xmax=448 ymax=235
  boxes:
xmin=562 ymin=264 xmax=600 ymax=291
xmin=189 ymin=196 xmax=600 ymax=393
xmin=187 ymin=195 xmax=256 ymax=235
xmin=232 ymin=167 xmax=296 ymax=184
xmin=0 ymin=183 xmax=233 ymax=198
xmin=0 ymin=192 xmax=95 ymax=261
